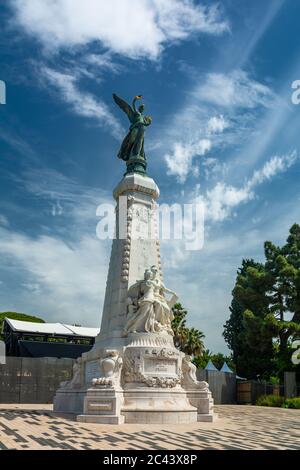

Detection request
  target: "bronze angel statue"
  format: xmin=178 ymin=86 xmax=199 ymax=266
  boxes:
xmin=113 ymin=93 xmax=152 ymax=163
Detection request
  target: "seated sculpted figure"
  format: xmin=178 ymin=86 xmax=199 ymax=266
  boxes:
xmin=124 ymin=268 xmax=156 ymax=334
xmin=60 ymin=357 xmax=82 ymax=389
xmin=124 ymin=266 xmax=178 ymax=336
xmin=182 ymin=355 xmax=209 ymax=391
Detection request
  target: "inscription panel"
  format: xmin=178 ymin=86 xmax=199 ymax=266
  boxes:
xmin=144 ymin=358 xmax=177 ymax=375
xmin=85 ymin=360 xmax=100 ymax=384
xmin=88 ymin=401 xmax=113 ymax=412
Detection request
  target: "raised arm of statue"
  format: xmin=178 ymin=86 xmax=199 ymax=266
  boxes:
xmin=132 ymin=95 xmax=143 ymax=113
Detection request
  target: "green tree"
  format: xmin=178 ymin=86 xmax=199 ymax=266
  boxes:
xmin=223 ymin=224 xmax=300 ymax=380
xmin=183 ymin=327 xmax=205 ymax=356
xmin=171 ymin=303 xmax=189 ymax=350
xmin=224 ymin=259 xmax=274 ymax=378
xmin=223 ymin=297 xmax=246 ymax=364
xmin=263 ymin=224 xmax=300 ymax=374
xmin=171 ymin=303 xmax=205 ymax=357
xmin=193 ymin=349 xmax=236 ymax=371
xmin=193 ymin=349 xmax=212 ymax=369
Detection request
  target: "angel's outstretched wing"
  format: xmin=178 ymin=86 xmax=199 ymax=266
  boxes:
xmin=113 ymin=93 xmax=135 ymax=123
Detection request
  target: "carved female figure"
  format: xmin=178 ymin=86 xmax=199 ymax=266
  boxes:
xmin=150 ymin=266 xmax=178 ymax=333
xmin=124 ymin=269 xmax=156 ymax=334
xmin=124 ymin=266 xmax=178 ymax=336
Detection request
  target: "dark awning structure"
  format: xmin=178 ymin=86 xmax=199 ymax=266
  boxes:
xmin=18 ymin=340 xmax=93 ymax=359
xmin=2 ymin=318 xmax=100 ymax=359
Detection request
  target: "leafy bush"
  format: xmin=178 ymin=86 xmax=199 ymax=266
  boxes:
xmin=256 ymin=395 xmax=300 ymax=408
xmin=269 ymin=376 xmax=280 ymax=385
xmin=256 ymin=394 xmax=285 ymax=407
xmin=283 ymin=397 xmax=300 ymax=409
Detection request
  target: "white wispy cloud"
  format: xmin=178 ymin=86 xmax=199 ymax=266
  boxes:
xmin=203 ymin=182 xmax=253 ymax=223
xmin=249 ymin=151 xmax=298 ymax=186
xmin=11 ymin=0 xmax=229 ymax=59
xmin=9 ymin=1 xmax=229 ymax=138
xmin=0 ymin=214 xmax=9 ymax=227
xmin=201 ymin=150 xmax=298 ymax=222
xmin=194 ymin=70 xmax=275 ymax=108
xmin=85 ymin=53 xmax=122 ymax=74
xmin=0 ymin=167 xmax=112 ymax=325
xmin=207 ymin=114 xmax=228 ymax=134
xmin=202 ymin=157 xmax=228 ymax=182
xmin=0 ymin=225 xmax=109 ymax=326
xmin=164 ymin=113 xmax=229 ymax=183
xmin=51 ymin=200 xmax=63 ymax=217
xmin=159 ymin=152 xmax=298 ymax=272
xmin=21 ymin=283 xmax=41 ymax=293
xmin=16 ymin=166 xmax=113 ymax=230
xmin=40 ymin=66 xmax=123 ymax=139
xmin=0 ymin=128 xmax=39 ymax=164
xmin=165 ymin=139 xmax=211 ymax=183
xmin=162 ymin=69 xmax=276 ymax=184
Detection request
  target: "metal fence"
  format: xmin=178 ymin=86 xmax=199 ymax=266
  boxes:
xmin=0 ymin=357 xmax=74 ymax=403
xmin=0 ymin=357 xmax=297 ymax=405
xmin=236 ymin=380 xmax=285 ymax=404
xmin=197 ymin=369 xmax=237 ymax=404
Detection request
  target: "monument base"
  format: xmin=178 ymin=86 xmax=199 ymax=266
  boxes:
xmin=53 ymin=338 xmax=216 ymax=424
xmin=123 ymin=410 xmax=198 ymax=424
xmin=53 ymin=389 xmax=85 ymax=415
xmin=122 ymin=387 xmax=198 ymax=424
xmin=197 ymin=413 xmax=218 ymax=422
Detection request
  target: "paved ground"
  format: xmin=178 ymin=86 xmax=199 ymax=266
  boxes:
xmin=0 ymin=404 xmax=299 ymax=450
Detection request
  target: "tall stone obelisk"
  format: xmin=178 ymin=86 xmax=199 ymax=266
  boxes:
xmin=53 ymin=94 xmax=215 ymax=424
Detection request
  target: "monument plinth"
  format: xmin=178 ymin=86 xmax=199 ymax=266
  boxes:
xmin=53 ymin=94 xmax=215 ymax=424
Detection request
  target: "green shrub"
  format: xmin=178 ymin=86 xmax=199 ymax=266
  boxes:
xmin=256 ymin=394 xmax=285 ymax=407
xmin=283 ymin=397 xmax=300 ymax=409
xmin=256 ymin=395 xmax=300 ymax=408
xmin=269 ymin=376 xmax=280 ymax=385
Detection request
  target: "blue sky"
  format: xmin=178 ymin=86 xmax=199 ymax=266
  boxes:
xmin=1 ymin=0 xmax=300 ymax=353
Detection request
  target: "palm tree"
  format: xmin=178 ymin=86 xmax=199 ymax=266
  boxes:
xmin=171 ymin=303 xmax=188 ymax=349
xmin=182 ymin=327 xmax=205 ymax=357
xmin=171 ymin=303 xmax=205 ymax=357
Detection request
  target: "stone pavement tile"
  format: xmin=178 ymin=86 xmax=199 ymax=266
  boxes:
xmin=0 ymin=405 xmax=299 ymax=450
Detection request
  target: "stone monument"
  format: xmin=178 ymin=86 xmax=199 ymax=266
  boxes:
xmin=53 ymin=94 xmax=215 ymax=424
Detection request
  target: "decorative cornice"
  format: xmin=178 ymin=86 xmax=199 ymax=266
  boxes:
xmin=113 ymin=173 xmax=159 ymax=200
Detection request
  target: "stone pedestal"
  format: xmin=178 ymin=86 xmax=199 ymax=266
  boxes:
xmin=53 ymin=173 xmax=215 ymax=424
xmin=185 ymin=390 xmax=217 ymax=422
xmin=78 ymin=388 xmax=124 ymax=424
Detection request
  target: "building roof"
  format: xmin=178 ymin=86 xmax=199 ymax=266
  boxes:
xmin=220 ymin=361 xmax=234 ymax=373
xmin=4 ymin=318 xmax=100 ymax=338
xmin=205 ymin=359 xmax=219 ymax=371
